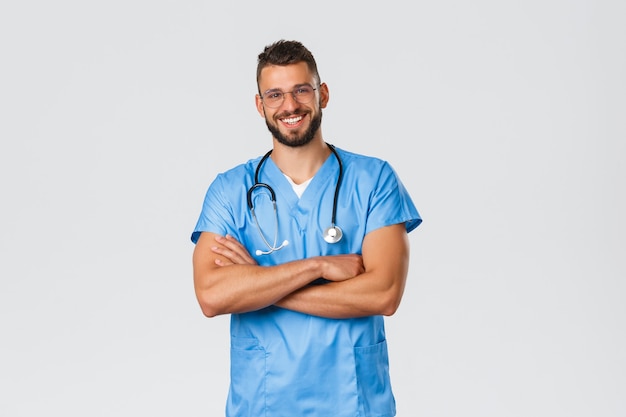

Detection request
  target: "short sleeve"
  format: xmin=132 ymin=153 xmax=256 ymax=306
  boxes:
xmin=365 ymin=162 xmax=422 ymax=235
xmin=190 ymin=175 xmax=238 ymax=244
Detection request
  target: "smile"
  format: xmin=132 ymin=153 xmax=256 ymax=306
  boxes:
xmin=280 ymin=115 xmax=304 ymax=126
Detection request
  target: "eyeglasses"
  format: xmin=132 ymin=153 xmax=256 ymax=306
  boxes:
xmin=261 ymin=85 xmax=317 ymax=108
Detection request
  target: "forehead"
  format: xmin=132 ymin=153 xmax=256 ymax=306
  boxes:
xmin=258 ymin=62 xmax=314 ymax=92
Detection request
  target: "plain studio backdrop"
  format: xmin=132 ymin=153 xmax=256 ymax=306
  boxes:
xmin=1 ymin=1 xmax=624 ymax=416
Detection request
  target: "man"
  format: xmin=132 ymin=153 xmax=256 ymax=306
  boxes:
xmin=191 ymin=39 xmax=422 ymax=416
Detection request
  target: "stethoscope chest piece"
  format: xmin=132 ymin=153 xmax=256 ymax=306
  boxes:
xmin=323 ymin=225 xmax=343 ymax=244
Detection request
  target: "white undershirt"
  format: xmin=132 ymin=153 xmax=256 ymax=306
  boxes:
xmin=283 ymin=174 xmax=313 ymax=198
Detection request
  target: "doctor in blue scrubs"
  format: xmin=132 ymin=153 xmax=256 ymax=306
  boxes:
xmin=191 ymin=40 xmax=422 ymax=417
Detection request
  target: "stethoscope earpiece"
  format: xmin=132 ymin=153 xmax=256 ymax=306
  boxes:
xmin=248 ymin=143 xmax=343 ymax=255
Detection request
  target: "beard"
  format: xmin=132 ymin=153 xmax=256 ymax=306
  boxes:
xmin=265 ymin=109 xmax=323 ymax=148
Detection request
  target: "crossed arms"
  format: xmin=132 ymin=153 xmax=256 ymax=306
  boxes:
xmin=192 ymin=223 xmax=410 ymax=319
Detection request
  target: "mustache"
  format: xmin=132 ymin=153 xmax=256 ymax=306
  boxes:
xmin=274 ymin=110 xmax=307 ymax=119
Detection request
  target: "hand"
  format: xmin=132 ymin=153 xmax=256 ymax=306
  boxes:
xmin=211 ymin=235 xmax=258 ymax=266
xmin=319 ymin=254 xmax=364 ymax=282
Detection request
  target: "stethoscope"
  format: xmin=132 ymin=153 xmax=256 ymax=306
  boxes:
xmin=246 ymin=143 xmax=344 ymax=256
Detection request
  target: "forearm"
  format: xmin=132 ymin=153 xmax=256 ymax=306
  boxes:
xmin=275 ymin=225 xmax=410 ymax=319
xmin=194 ymin=232 xmax=369 ymax=317
xmin=275 ymin=270 xmax=405 ymax=319
xmin=194 ymin=258 xmax=323 ymax=317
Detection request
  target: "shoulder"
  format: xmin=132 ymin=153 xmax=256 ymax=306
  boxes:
xmin=202 ymin=155 xmax=265 ymax=201
xmin=212 ymin=155 xmax=263 ymax=183
xmin=334 ymin=147 xmax=387 ymax=167
xmin=333 ymin=146 xmax=396 ymax=177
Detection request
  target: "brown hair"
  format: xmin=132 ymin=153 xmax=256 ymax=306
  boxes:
xmin=256 ymin=40 xmax=321 ymax=91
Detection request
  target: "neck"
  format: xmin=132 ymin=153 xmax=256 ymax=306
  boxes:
xmin=270 ymin=138 xmax=331 ymax=185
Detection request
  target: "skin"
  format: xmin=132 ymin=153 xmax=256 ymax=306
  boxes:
xmin=192 ymin=62 xmax=411 ymax=319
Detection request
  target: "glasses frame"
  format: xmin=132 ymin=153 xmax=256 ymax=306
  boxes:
xmin=260 ymin=85 xmax=318 ymax=108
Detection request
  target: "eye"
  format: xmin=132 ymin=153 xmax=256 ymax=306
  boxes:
xmin=269 ymin=92 xmax=283 ymax=100
xmin=295 ymin=87 xmax=311 ymax=95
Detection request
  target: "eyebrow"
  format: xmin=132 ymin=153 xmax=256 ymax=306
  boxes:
xmin=262 ymin=83 xmax=313 ymax=95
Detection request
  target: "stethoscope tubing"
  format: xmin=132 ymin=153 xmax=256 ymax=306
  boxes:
xmin=328 ymin=144 xmax=343 ymax=229
xmin=246 ymin=143 xmax=343 ymax=254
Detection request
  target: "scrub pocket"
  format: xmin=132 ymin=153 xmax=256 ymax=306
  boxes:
xmin=228 ymin=336 xmax=266 ymax=417
xmin=354 ymin=340 xmax=396 ymax=417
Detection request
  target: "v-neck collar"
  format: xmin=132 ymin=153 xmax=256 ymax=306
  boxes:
xmin=260 ymin=151 xmax=340 ymax=211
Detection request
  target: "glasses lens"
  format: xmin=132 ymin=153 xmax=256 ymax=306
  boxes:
xmin=293 ymin=86 xmax=314 ymax=104
xmin=263 ymin=92 xmax=283 ymax=108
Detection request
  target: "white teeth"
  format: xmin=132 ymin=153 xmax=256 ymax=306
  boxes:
xmin=282 ymin=115 xmax=303 ymax=125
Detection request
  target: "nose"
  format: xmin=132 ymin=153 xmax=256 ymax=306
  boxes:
xmin=280 ymin=91 xmax=300 ymax=110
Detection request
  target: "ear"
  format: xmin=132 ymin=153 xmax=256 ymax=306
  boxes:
xmin=255 ymin=94 xmax=265 ymax=117
xmin=319 ymin=82 xmax=330 ymax=109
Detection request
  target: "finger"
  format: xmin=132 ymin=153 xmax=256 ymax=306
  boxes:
xmin=213 ymin=236 xmax=245 ymax=258
xmin=211 ymin=239 xmax=257 ymax=266
xmin=211 ymin=245 xmax=246 ymax=264
xmin=222 ymin=235 xmax=253 ymax=256
xmin=222 ymin=235 xmax=257 ymax=264
xmin=215 ymin=258 xmax=233 ymax=266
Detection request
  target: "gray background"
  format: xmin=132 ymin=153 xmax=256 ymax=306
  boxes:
xmin=1 ymin=1 xmax=624 ymax=416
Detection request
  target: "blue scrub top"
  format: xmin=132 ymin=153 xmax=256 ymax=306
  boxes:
xmin=192 ymin=146 xmax=421 ymax=417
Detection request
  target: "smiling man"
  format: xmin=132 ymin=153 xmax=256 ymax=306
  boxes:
xmin=191 ymin=39 xmax=422 ymax=417
xmin=257 ymin=61 xmax=323 ymax=149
